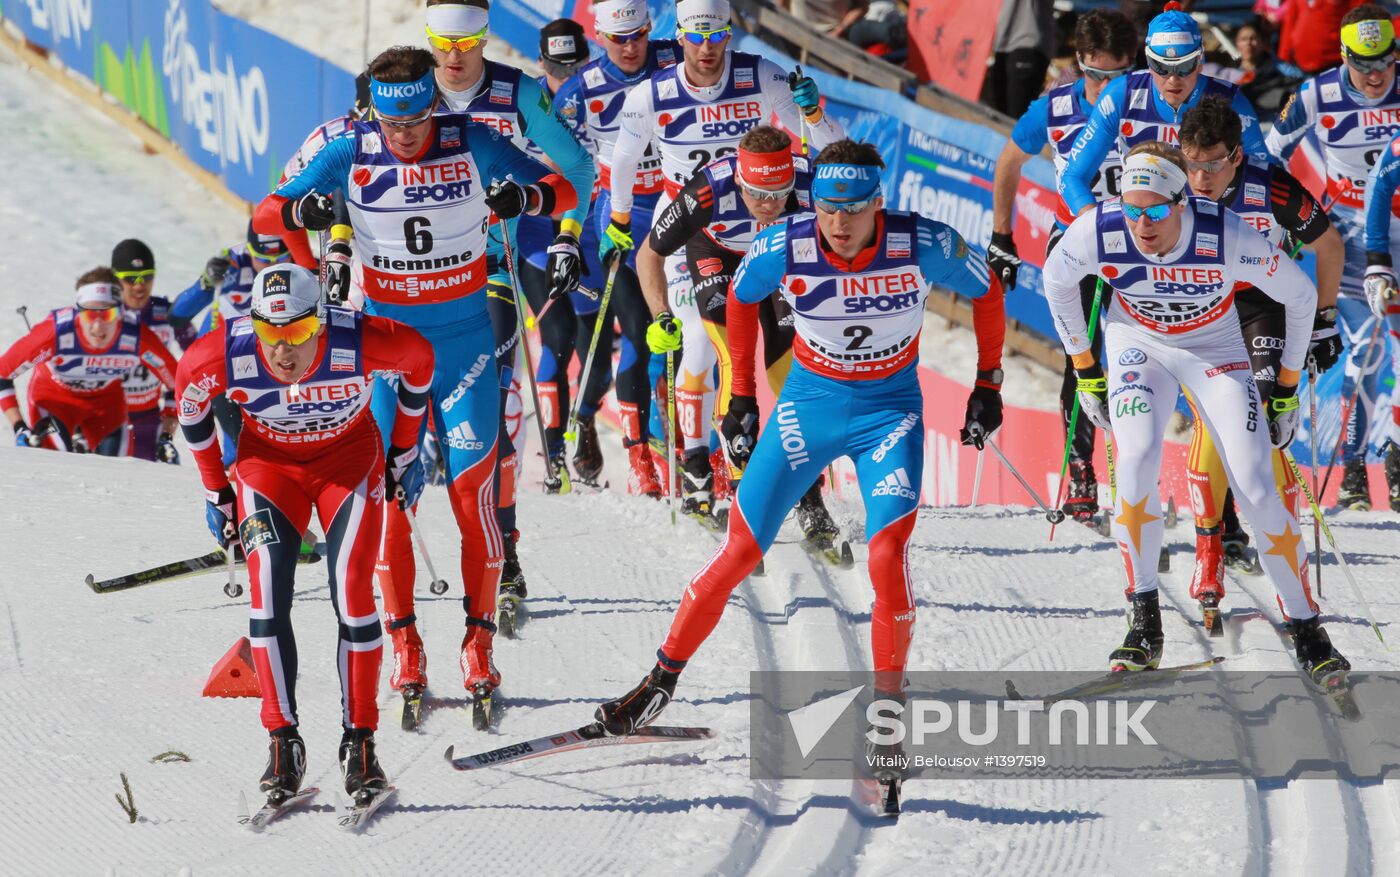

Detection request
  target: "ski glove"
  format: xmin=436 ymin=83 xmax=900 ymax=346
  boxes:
xmin=1074 ymin=361 xmax=1112 ymax=431
xmin=600 ymin=216 xmax=633 ymax=267
xmin=385 ymin=444 xmax=424 ymax=510
xmin=295 ymin=193 xmax=337 ymax=231
xmin=155 ymin=432 xmax=180 ymax=464
xmin=200 ymin=253 xmax=232 ymax=291
xmin=13 ymin=422 xmax=38 ymax=448
xmin=987 ymin=231 xmax=1020 ymax=290
xmin=485 ymin=179 xmax=534 ymax=220
xmin=647 ymin=311 xmax=683 ymax=354
xmin=960 ymin=384 xmax=1003 ymax=448
xmin=1363 ymin=264 xmax=1397 ymax=320
xmin=1267 ymin=384 xmax=1301 ymax=449
xmin=545 ymin=232 xmax=583 ymax=300
xmin=1307 ymin=307 xmax=1342 ymax=374
xmin=324 ymin=238 xmax=354 ymax=304
xmin=205 ymin=485 xmax=237 ymax=548
xmin=720 ymin=395 xmax=760 ymax=469
xmin=788 ymin=73 xmax=822 ymax=116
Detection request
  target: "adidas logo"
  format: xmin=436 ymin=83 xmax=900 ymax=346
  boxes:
xmin=871 ymin=468 xmax=918 ymax=500
xmin=445 ymin=422 xmax=484 ymax=451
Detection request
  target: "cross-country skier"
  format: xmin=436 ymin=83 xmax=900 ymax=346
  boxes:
xmin=594 ymin=139 xmax=1006 ymax=734
xmin=175 ymin=264 xmax=434 ymax=802
xmin=1 ymin=268 xmax=178 ymax=454
xmin=103 ymin=238 xmax=183 ymax=463
xmin=553 ymin=0 xmax=682 ymax=497
xmin=1041 ymin=142 xmax=1348 ymax=684
xmin=604 ymin=0 xmax=845 ymax=517
xmin=1059 ymin=3 xmax=1268 ymax=219
xmin=1267 ymin=5 xmax=1400 ymax=509
xmin=1359 ymin=92 xmax=1400 ymax=512
xmin=1177 ymin=96 xmax=1344 ymax=618
xmin=990 ymin=8 xmax=1137 ymax=522
xmin=254 ymin=46 xmax=575 ymax=714
xmin=635 ymin=123 xmax=839 ymax=547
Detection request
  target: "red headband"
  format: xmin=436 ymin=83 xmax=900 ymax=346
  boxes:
xmin=737 ymin=146 xmax=794 ymax=189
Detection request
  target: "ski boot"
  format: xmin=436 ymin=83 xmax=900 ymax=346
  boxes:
xmin=796 ymin=479 xmax=853 ymax=567
xmin=1189 ymin=526 xmax=1226 ymax=636
xmin=572 ymin=415 xmax=604 ymax=486
xmin=864 ymin=689 xmax=907 ymax=817
xmin=680 ymin=448 xmax=720 ymax=527
xmin=461 ymin=622 xmax=501 ymax=730
xmin=1287 ymin=615 xmax=1351 ymax=687
xmin=1220 ymin=497 xmax=1260 ymax=574
xmin=709 ymin=448 xmax=733 ymax=526
xmin=259 ymin=727 xmax=307 ymax=802
xmin=626 ymin=439 xmax=664 ymax=499
xmin=596 ymin=663 xmax=680 ymax=736
xmin=498 ymin=530 xmax=527 ymax=638
xmin=387 ymin=618 xmax=426 ymax=692
xmin=1337 ymin=458 xmax=1372 ymax=511
xmin=1062 ymin=459 xmax=1099 ymax=524
xmin=1386 ymin=443 xmax=1400 ymax=513
xmin=1109 ymin=590 xmax=1164 ymax=672
xmin=339 ymin=727 xmax=388 ymax=802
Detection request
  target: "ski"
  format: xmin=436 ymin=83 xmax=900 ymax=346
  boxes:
xmin=400 ymin=685 xmax=424 ymax=732
xmin=445 ymin=722 xmax=715 ymax=771
xmin=1314 ymin=670 xmax=1361 ymax=721
xmin=498 ymin=591 xmax=525 ymax=638
xmin=1157 ymin=544 xmax=1170 ymax=573
xmin=336 ymin=785 xmax=396 ymax=832
xmin=1223 ymin=541 xmax=1262 ymax=575
xmin=471 ymin=683 xmax=493 ymax=731
xmin=1004 ymin=655 xmax=1226 ymax=704
xmin=1200 ymin=595 xmax=1225 ymax=638
xmin=88 ymin=546 xmax=323 ymax=594
xmin=857 ymin=776 xmax=902 ymax=818
xmin=805 ymin=535 xmax=855 ymax=569
xmin=238 ymin=786 xmax=319 ymax=831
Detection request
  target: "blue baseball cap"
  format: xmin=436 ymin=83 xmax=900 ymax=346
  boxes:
xmin=1145 ymin=9 xmax=1202 ymax=62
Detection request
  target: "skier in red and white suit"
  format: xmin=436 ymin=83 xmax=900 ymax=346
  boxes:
xmin=1 ymin=268 xmax=178 ymax=453
xmin=176 ymin=264 xmax=434 ymax=799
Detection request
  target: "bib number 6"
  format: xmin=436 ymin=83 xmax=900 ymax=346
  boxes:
xmin=404 ymin=217 xmax=433 ymax=255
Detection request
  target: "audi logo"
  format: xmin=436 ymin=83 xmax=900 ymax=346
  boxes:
xmin=1251 ymin=336 xmax=1285 ymax=350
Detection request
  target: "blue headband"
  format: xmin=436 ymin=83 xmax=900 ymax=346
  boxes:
xmin=811 ymin=163 xmax=880 ymax=203
xmin=370 ymin=70 xmax=436 ymax=117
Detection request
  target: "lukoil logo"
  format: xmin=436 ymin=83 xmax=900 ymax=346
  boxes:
xmin=774 ymin=402 xmax=809 ymax=470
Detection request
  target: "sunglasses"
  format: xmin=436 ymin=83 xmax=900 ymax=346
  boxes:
xmin=740 ymin=181 xmax=794 ymax=202
xmin=248 ymin=243 xmax=290 ymax=262
xmin=115 ymin=269 xmax=156 ymax=283
xmin=77 ymin=306 xmax=120 ymax=326
xmin=253 ymin=313 xmax=321 ymax=347
xmin=1184 ymin=145 xmax=1239 ymax=175
xmin=679 ymin=26 xmax=731 ymax=45
xmin=815 ymin=195 xmax=878 ymax=215
xmin=425 ymin=24 xmax=488 ymax=53
xmin=1344 ymin=50 xmax=1393 ymax=74
xmin=599 ymin=24 xmax=650 ymax=44
xmin=1146 ymin=55 xmax=1200 ymax=78
xmin=377 ymin=105 xmax=436 ymax=129
xmin=1080 ymin=61 xmax=1130 ymax=82
xmin=1121 ymin=201 xmax=1176 ymax=223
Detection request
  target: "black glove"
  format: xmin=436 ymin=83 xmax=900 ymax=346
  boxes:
xmin=1074 ymin=361 xmax=1111 ymax=430
xmin=205 ymin=485 xmax=237 ymax=547
xmin=719 ymin=395 xmax=760 ymax=469
xmin=324 ymin=238 xmax=353 ymax=304
xmin=1307 ymin=306 xmax=1342 ymax=374
xmin=987 ymin=231 xmax=1021 ymax=290
xmin=1267 ymin=383 xmax=1300 ymax=448
xmin=485 ymin=180 xmax=533 ymax=220
xmin=545 ymin=232 xmax=582 ymax=300
xmin=296 ymin=193 xmax=337 ymax=231
xmin=155 ymin=432 xmax=180 ymax=464
xmin=385 ymin=444 xmax=424 ymax=510
xmin=200 ymin=253 xmax=232 ymax=291
xmin=959 ymin=381 xmax=1003 ymax=448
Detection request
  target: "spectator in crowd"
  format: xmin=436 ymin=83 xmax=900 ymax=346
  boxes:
xmin=1233 ymin=18 xmax=1304 ymax=119
xmin=987 ymin=0 xmax=1055 ymax=118
xmin=1255 ymin=0 xmax=1288 ymax=27
xmin=846 ymin=0 xmax=908 ymax=60
xmin=1279 ymin=0 xmax=1368 ymax=75
xmin=778 ymin=0 xmax=870 ymax=39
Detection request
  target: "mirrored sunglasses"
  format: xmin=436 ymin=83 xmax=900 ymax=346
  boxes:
xmin=599 ymin=24 xmax=651 ymax=44
xmin=679 ymin=27 xmax=731 ymax=45
xmin=1146 ymin=55 xmax=1200 ymax=78
xmin=115 ymin=269 xmax=156 ymax=283
xmin=814 ymin=195 xmax=878 ymax=215
xmin=425 ymin=25 xmax=488 ymax=53
xmin=252 ymin=313 xmax=321 ymax=347
xmin=1121 ymin=202 xmax=1175 ymax=223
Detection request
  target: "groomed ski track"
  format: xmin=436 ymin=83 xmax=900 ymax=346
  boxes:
xmin=5 ymin=36 xmax=1400 ymax=877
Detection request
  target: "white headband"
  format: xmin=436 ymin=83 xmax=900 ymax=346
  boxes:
xmin=426 ymin=4 xmax=489 ymax=36
xmin=76 ymin=281 xmax=120 ymax=309
xmin=677 ymin=0 xmax=731 ymax=33
xmin=594 ymin=0 xmax=649 ymax=34
xmin=1121 ymin=152 xmax=1188 ymax=200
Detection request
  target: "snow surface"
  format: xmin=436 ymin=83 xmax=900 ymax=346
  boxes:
xmin=7 ymin=26 xmax=1400 ymax=877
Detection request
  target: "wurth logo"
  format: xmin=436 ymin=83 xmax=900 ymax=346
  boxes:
xmin=871 ymin=468 xmax=918 ymax=500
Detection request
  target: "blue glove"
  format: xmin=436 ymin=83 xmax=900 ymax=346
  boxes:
xmin=789 ymin=74 xmax=821 ymax=115
xmin=14 ymin=423 xmax=38 ymax=448
xmin=386 ymin=444 xmax=425 ymax=509
xmin=205 ymin=485 xmax=237 ymax=547
xmin=599 ymin=216 xmax=633 ymax=267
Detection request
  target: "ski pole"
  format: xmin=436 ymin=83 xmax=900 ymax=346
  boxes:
xmin=666 ymin=348 xmax=678 ymax=527
xmin=1282 ymin=450 xmax=1387 ymax=648
xmin=986 ymin=439 xmax=1066 ymax=523
xmin=16 ymin=305 xmax=31 ymax=331
xmin=564 ymin=256 xmax=621 ymax=447
xmin=1319 ymin=318 xmax=1386 ymax=497
xmin=401 ymin=495 xmax=450 ymax=596
xmin=786 ymin=65 xmax=810 ymax=156
xmin=498 ymin=203 xmax=566 ymax=494
xmin=970 ymin=445 xmax=985 ymax=507
xmin=223 ymin=524 xmax=243 ymax=599
xmin=1307 ymin=362 xmax=1323 ymax=598
xmin=1049 ymin=278 xmax=1107 ymax=541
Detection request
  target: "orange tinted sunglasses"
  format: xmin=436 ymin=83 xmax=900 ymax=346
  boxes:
xmin=252 ymin=313 xmax=321 ymax=346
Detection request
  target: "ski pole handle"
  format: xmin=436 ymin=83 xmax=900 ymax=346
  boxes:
xmin=16 ymin=305 xmax=31 ymax=331
xmin=223 ymin=527 xmax=243 ymax=599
